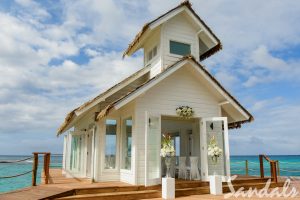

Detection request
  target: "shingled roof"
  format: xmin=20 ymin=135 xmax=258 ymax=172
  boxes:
xmin=57 ymin=56 xmax=253 ymax=135
xmin=123 ymin=0 xmax=222 ymax=61
xmin=95 ymin=56 xmax=253 ymax=127
xmin=57 ymin=65 xmax=151 ymax=135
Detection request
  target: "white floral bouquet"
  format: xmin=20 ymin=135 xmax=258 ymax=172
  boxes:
xmin=160 ymin=134 xmax=175 ymax=157
xmin=176 ymin=106 xmax=194 ymax=119
xmin=207 ymin=136 xmax=223 ymax=164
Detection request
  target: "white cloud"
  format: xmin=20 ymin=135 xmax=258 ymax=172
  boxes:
xmin=84 ymin=48 xmax=100 ymax=57
xmin=15 ymin=0 xmax=50 ymax=20
xmin=214 ymin=71 xmax=238 ymax=90
xmin=0 ymin=0 xmax=299 ymax=155
xmin=243 ymin=45 xmax=300 ymax=87
xmin=230 ymin=102 xmax=300 ymax=155
xmin=0 ymin=2 xmax=143 ymax=138
xmin=251 ymin=46 xmax=285 ymax=71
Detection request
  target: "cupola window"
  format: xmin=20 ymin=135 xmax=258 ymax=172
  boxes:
xmin=147 ymin=46 xmax=157 ymax=62
xmin=170 ymin=40 xmax=191 ymax=56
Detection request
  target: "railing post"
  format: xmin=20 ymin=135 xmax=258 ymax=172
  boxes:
xmin=270 ymin=161 xmax=278 ymax=183
xmin=259 ymin=155 xmax=264 ymax=178
xmin=43 ymin=153 xmax=51 ymax=184
xmin=245 ymin=160 xmax=249 ymax=176
xmin=276 ymin=161 xmax=280 ymax=176
xmin=32 ymin=153 xmax=38 ymax=186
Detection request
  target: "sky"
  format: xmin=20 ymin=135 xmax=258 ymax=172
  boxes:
xmin=0 ymin=0 xmax=299 ymax=155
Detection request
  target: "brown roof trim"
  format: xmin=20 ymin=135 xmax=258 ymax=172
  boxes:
xmin=228 ymin=120 xmax=250 ymax=129
xmin=200 ymin=43 xmax=222 ymax=61
xmin=76 ymin=64 xmax=150 ymax=112
xmin=96 ymin=57 xmax=189 ymax=120
xmin=188 ymin=56 xmax=254 ymax=123
xmin=56 ymin=65 xmax=151 ymax=135
xmin=57 ymin=109 xmax=76 ymax=136
xmin=97 ymin=56 xmax=254 ymax=127
xmin=123 ymin=0 xmax=222 ymax=61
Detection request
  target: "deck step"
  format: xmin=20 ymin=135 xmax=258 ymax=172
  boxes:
xmin=74 ymin=186 xmax=158 ymax=195
xmin=56 ymin=190 xmax=161 ymax=200
xmin=229 ymin=178 xmax=270 ymax=185
xmin=53 ymin=179 xmax=285 ymax=199
xmin=176 ymin=186 xmax=210 ymax=197
xmin=175 ymin=180 xmax=209 ymax=189
xmin=176 ymin=181 xmax=285 ymax=197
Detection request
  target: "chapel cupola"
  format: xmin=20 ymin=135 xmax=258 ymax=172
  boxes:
xmin=123 ymin=1 xmax=222 ymax=77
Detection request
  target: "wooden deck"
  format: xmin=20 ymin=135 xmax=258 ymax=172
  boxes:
xmin=0 ymin=169 xmax=287 ymax=200
xmin=0 ymin=169 xmax=129 ymax=200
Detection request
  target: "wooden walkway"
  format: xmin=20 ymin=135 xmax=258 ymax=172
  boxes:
xmin=0 ymin=169 xmax=289 ymax=200
xmin=0 ymin=169 xmax=129 ymax=200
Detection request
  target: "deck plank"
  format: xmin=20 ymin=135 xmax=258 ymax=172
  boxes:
xmin=0 ymin=169 xmax=291 ymax=200
xmin=0 ymin=169 xmax=129 ymax=200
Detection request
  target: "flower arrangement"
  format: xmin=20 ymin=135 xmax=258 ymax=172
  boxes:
xmin=207 ymin=136 xmax=223 ymax=164
xmin=161 ymin=133 xmax=175 ymax=177
xmin=160 ymin=134 xmax=175 ymax=157
xmin=176 ymin=106 xmax=194 ymax=119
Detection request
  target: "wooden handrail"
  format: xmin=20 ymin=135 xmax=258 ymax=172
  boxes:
xmin=32 ymin=152 xmax=51 ymax=186
xmin=32 ymin=153 xmax=38 ymax=186
xmin=259 ymin=154 xmax=278 ymax=183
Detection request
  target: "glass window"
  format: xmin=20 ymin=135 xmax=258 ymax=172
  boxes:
xmin=170 ymin=40 xmax=191 ymax=56
xmin=153 ymin=46 xmax=157 ymax=57
xmin=121 ymin=117 xmax=132 ymax=170
xmin=70 ymin=135 xmax=82 ymax=172
xmin=105 ymin=119 xmax=117 ymax=169
xmin=148 ymin=51 xmax=153 ymax=61
xmin=147 ymin=46 xmax=157 ymax=62
xmin=170 ymin=134 xmax=180 ymax=165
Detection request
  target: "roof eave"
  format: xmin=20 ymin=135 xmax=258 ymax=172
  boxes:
xmin=228 ymin=116 xmax=254 ymax=129
xmin=200 ymin=43 xmax=222 ymax=61
xmin=96 ymin=56 xmax=253 ymax=125
xmin=123 ymin=0 xmax=222 ymax=59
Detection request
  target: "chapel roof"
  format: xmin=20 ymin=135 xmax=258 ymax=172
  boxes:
xmin=123 ymin=0 xmax=222 ymax=61
xmin=57 ymin=56 xmax=253 ymax=135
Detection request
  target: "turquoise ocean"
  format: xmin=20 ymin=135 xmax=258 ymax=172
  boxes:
xmin=0 ymin=155 xmax=299 ymax=193
xmin=0 ymin=155 xmax=62 ymax=193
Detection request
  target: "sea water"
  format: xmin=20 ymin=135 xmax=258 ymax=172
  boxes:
xmin=0 ymin=155 xmax=62 ymax=193
xmin=231 ymin=155 xmax=300 ymax=177
xmin=0 ymin=155 xmax=299 ymax=193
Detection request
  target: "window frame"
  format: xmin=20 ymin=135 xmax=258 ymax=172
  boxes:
xmin=103 ymin=118 xmax=120 ymax=172
xmin=146 ymin=45 xmax=158 ymax=63
xmin=69 ymin=131 xmax=86 ymax=175
xmin=120 ymin=116 xmax=133 ymax=172
xmin=169 ymin=40 xmax=191 ymax=57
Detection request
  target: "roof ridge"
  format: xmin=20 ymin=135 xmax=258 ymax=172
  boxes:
xmin=122 ymin=1 xmax=222 ymax=60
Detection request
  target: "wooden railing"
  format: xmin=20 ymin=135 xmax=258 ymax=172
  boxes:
xmin=259 ymin=154 xmax=278 ymax=183
xmin=32 ymin=152 xmax=51 ymax=186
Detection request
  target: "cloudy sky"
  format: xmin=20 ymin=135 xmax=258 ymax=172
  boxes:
xmin=0 ymin=0 xmax=299 ymax=155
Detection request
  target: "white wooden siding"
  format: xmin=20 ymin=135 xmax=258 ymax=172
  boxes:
xmin=144 ymin=28 xmax=162 ymax=78
xmin=135 ymin=66 xmax=220 ymax=184
xmin=96 ymin=102 xmax=137 ymax=184
xmin=161 ymin=13 xmax=199 ymax=68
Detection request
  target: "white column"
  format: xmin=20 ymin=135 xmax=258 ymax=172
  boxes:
xmin=62 ymin=135 xmax=67 ymax=174
xmin=162 ymin=177 xmax=175 ymax=199
xmin=210 ymin=175 xmax=223 ymax=195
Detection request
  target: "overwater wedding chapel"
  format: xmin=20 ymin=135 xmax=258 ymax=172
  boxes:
xmin=57 ymin=1 xmax=253 ymax=186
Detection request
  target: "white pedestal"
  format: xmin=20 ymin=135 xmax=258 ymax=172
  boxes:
xmin=162 ymin=177 xmax=175 ymax=199
xmin=209 ymin=175 xmax=223 ymax=195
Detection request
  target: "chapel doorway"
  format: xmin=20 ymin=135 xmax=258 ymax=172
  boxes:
xmin=161 ymin=116 xmax=201 ymax=180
